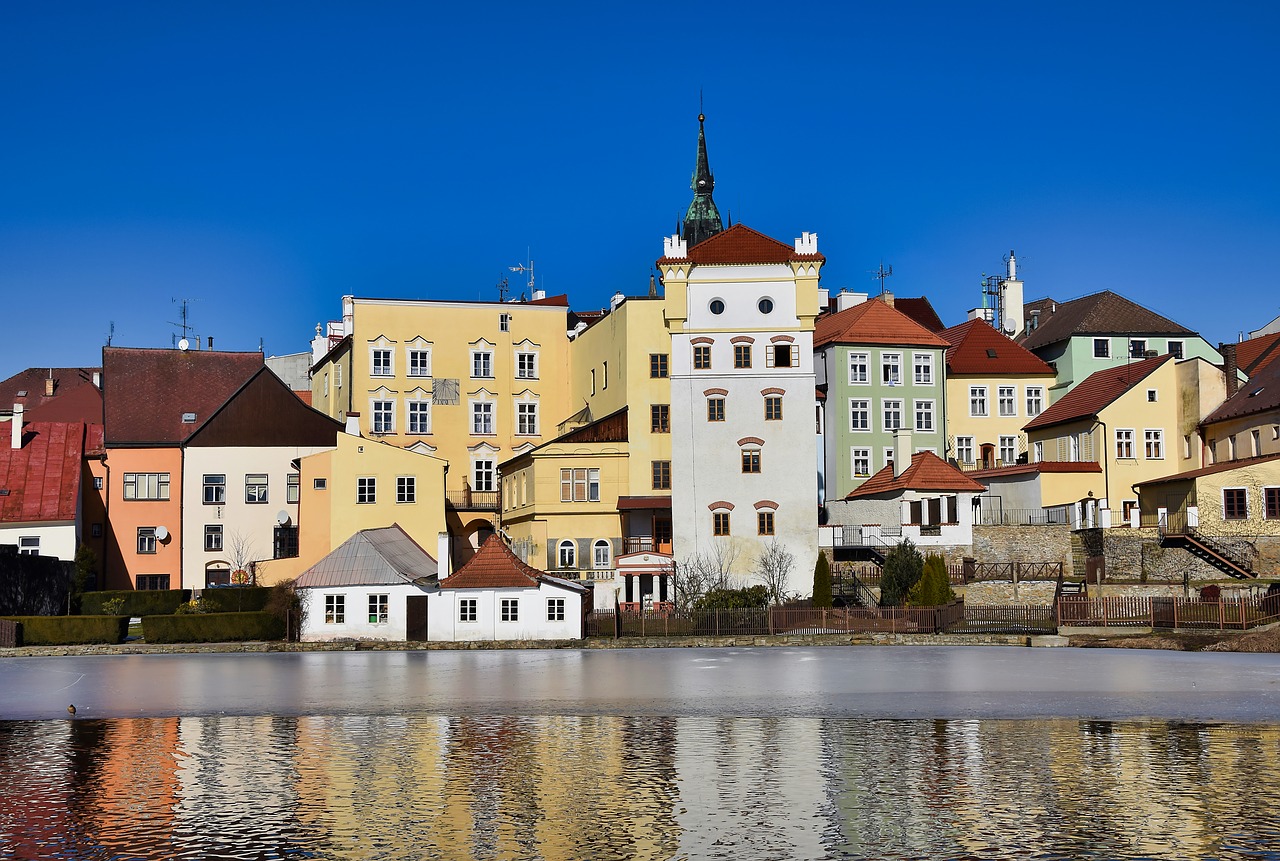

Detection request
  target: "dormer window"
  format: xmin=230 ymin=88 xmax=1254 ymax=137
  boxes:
xmin=181 ymin=412 xmax=196 ymax=423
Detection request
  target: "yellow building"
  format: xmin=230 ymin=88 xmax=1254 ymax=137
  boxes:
xmin=1199 ymin=346 xmax=1280 ymax=465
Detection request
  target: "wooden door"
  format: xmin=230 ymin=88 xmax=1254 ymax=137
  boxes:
xmin=405 ymin=595 xmax=428 ymax=641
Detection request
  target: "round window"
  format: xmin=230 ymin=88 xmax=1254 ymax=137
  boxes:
xmin=709 ymin=299 xmax=725 ymax=315
xmin=758 ymin=298 xmax=774 ymax=314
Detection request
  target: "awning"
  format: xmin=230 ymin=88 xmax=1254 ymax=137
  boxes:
xmin=617 ymin=495 xmax=673 ymax=511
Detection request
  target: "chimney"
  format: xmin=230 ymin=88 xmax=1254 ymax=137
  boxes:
xmin=437 ymin=531 xmax=452 ymax=577
xmin=344 ymin=412 xmax=362 ymax=436
xmin=882 ymin=291 xmax=895 ymax=308
xmin=893 ymin=427 xmax=911 ymax=479
xmin=92 ymin=371 xmax=101 ymax=388
xmin=1221 ymin=342 xmax=1239 ymax=398
xmin=207 ymin=336 xmax=214 ymax=350
xmin=11 ymin=404 xmax=23 ymax=450
xmin=45 ymin=370 xmax=55 ymax=397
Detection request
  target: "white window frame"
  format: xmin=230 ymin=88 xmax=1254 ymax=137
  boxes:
xmin=851 ymin=447 xmax=872 ymax=479
xmin=397 ymin=476 xmax=415 ymax=504
xmin=203 ymin=474 xmax=225 ymax=505
xmin=368 ymin=594 xmax=388 ymax=624
xmin=471 ymin=349 xmax=494 ymax=379
xmin=245 ymin=474 xmax=268 ymax=504
xmin=516 ymin=401 xmax=539 ymax=436
xmin=407 ymin=348 xmax=431 ymax=378
xmin=969 ymin=386 xmax=988 ymax=417
xmin=913 ymin=399 xmax=934 ymax=433
xmin=956 ymin=436 xmax=975 ymax=465
xmin=137 ymin=527 xmax=157 ymax=554
xmin=913 ymin=353 xmax=933 ymax=385
xmin=515 ymin=351 xmax=538 ymax=380
xmin=471 ymin=400 xmax=495 ymax=435
xmin=204 ymin=525 xmax=223 ymax=552
xmin=287 ymin=473 xmax=300 ymax=504
xmin=998 ymin=386 xmax=1016 ymax=417
xmin=848 ymin=352 xmax=869 ymax=385
xmin=558 ymin=539 xmax=577 ymax=569
xmin=371 ymin=347 xmax=393 ymax=378
xmin=882 ymin=399 xmax=903 ymax=432
xmin=1033 ymin=441 xmax=1044 ymax=462
xmin=593 ymin=539 xmax=611 ymax=569
xmin=325 ymin=594 xmax=345 ymax=624
xmin=1129 ymin=338 xmax=1147 ymax=359
xmin=999 ymin=435 xmax=1017 ymax=465
xmin=1116 ymin=428 xmax=1135 ymax=459
xmin=372 ymin=399 xmax=394 ymax=434
xmin=123 ymin=472 xmax=170 ymax=501
xmin=560 ymin=468 xmax=600 ymax=502
xmin=1144 ymin=429 xmax=1164 ymax=460
xmin=1094 ymin=338 xmax=1111 ymax=359
xmin=17 ymin=536 xmax=40 ymax=556
xmin=407 ymin=398 xmax=431 ymax=435
xmin=473 ymin=459 xmax=496 ymax=493
xmin=1026 ymin=386 xmax=1044 ymax=418
xmin=881 ymin=352 xmax=902 ymax=386
xmin=357 ymin=476 xmax=376 ymax=504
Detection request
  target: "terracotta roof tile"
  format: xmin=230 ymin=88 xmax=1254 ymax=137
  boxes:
xmin=441 ymin=535 xmax=555 ymax=590
xmin=966 ymin=461 xmax=1102 ymax=479
xmin=1023 ymin=353 xmax=1172 ymax=431
xmin=1134 ymin=452 xmax=1280 ymax=487
xmin=940 ymin=319 xmax=1057 ymax=376
xmin=1020 ymin=291 xmax=1194 ymax=351
xmin=1201 ymin=354 xmax=1280 ymax=427
xmin=814 ymin=299 xmax=951 ymax=349
xmin=0 ymin=421 xmax=87 ymax=523
xmin=844 ymin=451 xmax=985 ymax=499
xmin=1236 ymin=331 xmax=1280 ymax=376
xmin=659 ymin=223 xmax=825 ymax=266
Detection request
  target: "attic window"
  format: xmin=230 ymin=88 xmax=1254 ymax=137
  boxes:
xmin=182 ymin=412 xmax=197 ymax=423
xmin=0 ymin=489 xmax=9 ymax=496
xmin=1249 ymin=388 xmax=1265 ymax=398
xmin=986 ymin=349 xmax=998 ymax=358
xmin=15 ymin=390 xmax=27 ymax=397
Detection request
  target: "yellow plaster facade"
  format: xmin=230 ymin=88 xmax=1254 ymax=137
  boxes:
xmin=946 ymin=372 xmax=1055 ymax=468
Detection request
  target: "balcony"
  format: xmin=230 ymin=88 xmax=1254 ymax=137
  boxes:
xmin=622 ymin=537 xmax=674 ymax=555
xmin=445 ymin=489 xmax=500 ymax=511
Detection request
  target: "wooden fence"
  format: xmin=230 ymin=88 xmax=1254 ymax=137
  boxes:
xmin=0 ymin=618 xmax=18 ymax=648
xmin=950 ymin=561 xmax=1063 ymax=585
xmin=1057 ymin=595 xmax=1280 ymax=630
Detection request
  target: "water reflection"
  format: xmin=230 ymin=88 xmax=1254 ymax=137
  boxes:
xmin=2 ymin=716 xmax=1279 ymax=860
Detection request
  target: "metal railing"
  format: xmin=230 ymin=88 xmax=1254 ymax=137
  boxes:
xmin=953 ymin=561 xmax=1063 ymax=585
xmin=976 ymin=506 xmax=1071 ymax=527
xmin=444 ymin=489 xmax=500 ymax=510
xmin=1057 ymin=595 xmax=1280 ymax=630
xmin=622 ymin=537 xmax=674 ymax=555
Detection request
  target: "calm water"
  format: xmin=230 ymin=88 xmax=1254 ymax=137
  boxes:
xmin=2 ymin=648 xmax=1280 ymax=860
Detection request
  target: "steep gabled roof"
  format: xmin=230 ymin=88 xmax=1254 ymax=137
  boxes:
xmin=1023 ymin=353 xmax=1173 ymax=431
xmin=844 ymin=451 xmax=985 ymax=499
xmin=660 ymin=223 xmax=825 ymax=266
xmin=1019 ymin=290 xmax=1194 ymax=351
xmin=1201 ymin=353 xmax=1280 ymax=427
xmin=814 ymin=299 xmax=951 ymax=349
xmin=185 ymin=367 xmax=343 ymax=448
xmin=940 ymin=318 xmax=1056 ymax=376
xmin=1237 ymin=331 xmax=1280 ymax=376
xmin=0 ymin=367 xmax=102 ymax=424
xmin=0 ymin=422 xmax=88 ymax=524
xmin=894 ymin=297 xmax=946 ymax=333
xmin=441 ymin=535 xmax=586 ymax=592
xmin=295 ymin=525 xmax=437 ymax=588
xmin=102 ymin=347 xmax=263 ymax=446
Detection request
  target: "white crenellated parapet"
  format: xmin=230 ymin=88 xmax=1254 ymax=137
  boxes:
xmin=795 ymin=232 xmax=819 ymax=254
xmin=663 ymin=234 xmax=688 ymax=259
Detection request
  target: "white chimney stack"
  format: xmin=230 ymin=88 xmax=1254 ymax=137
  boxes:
xmin=893 ymin=427 xmax=912 ymax=479
xmin=344 ymin=412 xmax=362 ymax=436
xmin=437 ymin=531 xmax=452 ymax=577
xmin=11 ymin=404 xmax=24 ymax=450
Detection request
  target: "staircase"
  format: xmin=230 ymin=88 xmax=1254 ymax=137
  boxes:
xmin=832 ymin=569 xmax=879 ymax=608
xmin=1158 ymin=521 xmax=1256 ymax=579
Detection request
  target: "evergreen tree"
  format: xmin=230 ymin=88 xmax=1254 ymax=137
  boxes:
xmin=908 ymin=553 xmax=955 ymax=606
xmin=812 ymin=552 xmax=833 ymax=608
xmin=879 ymin=539 xmax=923 ymax=607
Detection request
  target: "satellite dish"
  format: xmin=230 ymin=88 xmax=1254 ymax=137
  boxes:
xmin=276 ymin=510 xmax=291 ymax=526
xmin=178 ymin=338 xmax=190 ymax=351
xmin=1003 ymin=316 xmax=1017 ymax=336
xmin=154 ymin=525 xmax=169 ymax=541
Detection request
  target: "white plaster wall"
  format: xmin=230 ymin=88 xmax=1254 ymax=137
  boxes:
xmin=427 ymin=582 xmax=585 ymax=641
xmin=299 ymin=582 xmax=429 ymax=641
xmin=0 ymin=522 xmax=77 ymax=561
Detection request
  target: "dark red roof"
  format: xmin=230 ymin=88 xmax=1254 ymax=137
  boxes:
xmin=966 ymin=461 xmax=1102 ymax=479
xmin=1236 ymin=331 xmax=1280 ymax=376
xmin=527 ymin=293 xmax=570 ymax=307
xmin=442 ymin=534 xmax=564 ymax=590
xmin=1134 ymin=452 xmax=1280 ymax=487
xmin=0 ymin=367 xmax=102 ymax=424
xmin=894 ymin=297 xmax=946 ymax=333
xmin=814 ymin=298 xmax=951 ymax=349
xmin=617 ymin=495 xmax=672 ymax=510
xmin=659 ymin=223 xmax=825 ymax=266
xmin=940 ymin=319 xmax=1056 ymax=376
xmin=1201 ymin=353 xmax=1280 ymax=427
xmin=1024 ymin=353 xmax=1172 ymax=431
xmin=845 ymin=451 xmax=985 ymax=499
xmin=103 ymin=348 xmax=263 ymax=446
xmin=1020 ymin=291 xmax=1194 ymax=351
xmin=0 ymin=422 xmax=87 ymax=523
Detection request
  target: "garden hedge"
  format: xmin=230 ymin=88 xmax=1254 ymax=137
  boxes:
xmin=81 ymin=589 xmax=190 ymax=617
xmin=1 ymin=615 xmax=129 ymax=646
xmin=142 ymin=611 xmax=284 ymax=644
xmin=198 ymin=587 xmax=270 ymax=613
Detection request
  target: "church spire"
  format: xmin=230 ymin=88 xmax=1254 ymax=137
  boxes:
xmin=682 ymin=112 xmax=724 ymax=248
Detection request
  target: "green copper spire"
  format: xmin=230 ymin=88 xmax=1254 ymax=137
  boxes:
xmin=682 ymin=113 xmax=724 ymax=248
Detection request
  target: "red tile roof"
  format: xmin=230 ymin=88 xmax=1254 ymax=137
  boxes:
xmin=940 ymin=319 xmax=1056 ymax=376
xmin=1236 ymin=331 xmax=1280 ymax=376
xmin=966 ymin=461 xmax=1102 ymax=479
xmin=814 ymin=298 xmax=952 ymax=349
xmin=1019 ymin=291 xmax=1194 ymax=351
xmin=1134 ymin=452 xmax=1280 ymax=487
xmin=0 ymin=422 xmax=88 ymax=523
xmin=440 ymin=535 xmax=551 ymax=589
xmin=1201 ymin=352 xmax=1280 ymax=427
xmin=844 ymin=451 xmax=985 ymax=499
xmin=1023 ymin=353 xmax=1172 ymax=431
xmin=894 ymin=297 xmax=946 ymax=333
xmin=659 ymin=223 xmax=825 ymax=266
xmin=0 ymin=367 xmax=102 ymax=424
xmin=102 ymin=348 xmax=263 ymax=446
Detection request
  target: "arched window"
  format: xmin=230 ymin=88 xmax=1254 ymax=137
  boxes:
xmin=558 ymin=539 xmax=577 ymax=570
xmin=593 ymin=539 xmax=611 ymax=569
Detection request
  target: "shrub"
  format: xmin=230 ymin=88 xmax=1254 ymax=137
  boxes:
xmin=2 ymin=615 xmax=129 ymax=646
xmin=81 ymin=590 xmax=189 ymax=616
xmin=264 ymin=579 xmax=305 ymax=642
xmin=142 ymin=611 xmax=285 ymax=644
xmin=908 ymin=553 xmax=955 ymax=607
xmin=174 ymin=599 xmax=205 ymax=615
xmin=812 ymin=552 xmax=833 ymax=608
xmin=1199 ymin=584 xmax=1222 ymax=602
xmin=879 ymin=539 xmax=923 ymax=607
xmin=198 ymin=586 xmax=270 ymax=614
xmin=694 ymin=585 xmax=771 ymax=610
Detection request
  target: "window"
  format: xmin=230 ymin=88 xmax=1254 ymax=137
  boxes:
xmin=650 ymin=354 xmax=669 ymax=378
xmin=999 ymin=436 xmax=1017 ymax=465
xmin=956 ymin=437 xmax=975 ymax=464
xmin=473 ymin=460 xmax=496 ymax=492
xmin=517 ymin=401 xmax=539 ymax=435
xmin=459 ymin=598 xmax=478 ymax=623
xmin=91 ymin=523 xmax=103 ymax=538
xmin=852 ymin=447 xmax=872 ymax=478
xmin=914 ymin=400 xmax=934 ymax=432
xmin=1129 ymin=339 xmax=1147 ymax=359
xmin=372 ymin=399 xmax=394 ymax=434
xmin=709 ymin=299 xmax=725 ymax=315
xmin=1116 ymin=429 xmax=1135 ymax=459
xmin=371 ymin=349 xmax=392 ymax=377
xmin=357 ymin=477 xmax=376 ymax=504
xmin=137 ymin=527 xmax=157 ymax=554
xmin=758 ymin=297 xmax=774 ymax=314
xmin=758 ymin=511 xmax=775 ymax=536
xmin=1147 ymin=389 xmax=1158 ymax=403
xmin=881 ymin=353 xmax=901 ymax=386
xmin=849 ymin=399 xmax=870 ymax=432
xmin=913 ymin=353 xmax=933 ymax=385
xmin=970 ymin=387 xmax=988 ymax=417
xmin=93 ymin=476 xmax=103 ymax=490
xmin=1094 ymin=338 xmax=1111 ymax=358
xmin=560 ymin=468 xmax=601 ymax=502
xmin=287 ymin=473 xmax=300 ymax=504
xmin=1069 ymin=434 xmax=1081 ymax=461
xmin=558 ymin=539 xmax=577 ymax=569
xmin=1033 ymin=441 xmax=1044 ymax=462
xmin=693 ymin=345 xmax=712 ymax=370
xmin=712 ymin=511 xmax=730 ymax=536
xmin=500 ymin=598 xmax=519 ymax=622
xmin=314 ymin=478 xmax=328 ymax=490
xmin=273 ymin=526 xmax=298 ymax=559
xmin=652 ymin=460 xmax=671 ymax=490
xmin=593 ymin=539 xmax=611 ymax=569
xmin=18 ymin=536 xmax=39 ymax=556
xmin=499 ymin=313 xmax=511 ymax=332
xmin=471 ymin=350 xmax=493 ymax=378
xmin=397 ymin=476 xmax=415 ymax=503
xmin=1026 ymin=387 xmax=1044 ymax=417
xmin=516 ymin=352 xmax=537 ymax=379
xmin=325 ymin=595 xmax=345 ymax=624
xmin=1184 ymin=435 xmax=1193 ymax=459
xmin=707 ymin=397 xmax=726 ymax=422
xmin=765 ymin=396 xmax=783 ymax=421
xmin=741 ymin=449 xmax=761 ymax=473
xmin=408 ymin=400 xmax=431 ymax=434
xmin=123 ymin=473 xmax=170 ymax=501
xmin=203 ymin=474 xmax=225 ymax=504
xmin=1266 ymin=487 xmax=1280 ymax=520
xmin=246 ymin=474 xmax=268 ymax=504
xmin=1229 ymin=435 xmax=1238 ymax=460
xmin=848 ymin=352 xmax=869 ymax=385
xmin=591 ymin=369 xmax=596 ymax=394
xmin=1224 ymin=488 xmax=1248 ymax=520
xmin=1144 ymin=429 xmax=1164 ymax=459
xmin=1253 ymin=429 xmax=1262 ymax=457
xmin=998 ymin=387 xmax=1016 ymax=417
xmin=883 ymin=399 xmax=903 ymax=431
xmin=768 ymin=344 xmax=797 ymax=368
xmin=734 ymin=344 xmax=752 ymax=369
xmin=547 ymin=597 xmax=566 ymax=621
xmin=651 ymin=404 xmax=670 ymax=433
xmin=335 ymin=364 xmax=342 ymax=388
xmin=884 ymin=447 xmax=897 ymax=471
xmin=1168 ymin=340 xmax=1184 ymax=359
xmin=408 ymin=349 xmax=431 ymax=377
xmin=136 ymin=574 xmax=170 ymax=591
xmin=368 ymin=594 xmax=388 ymax=624
xmin=472 ymin=401 xmax=494 ymax=434
xmin=204 ymin=525 xmax=223 ymax=552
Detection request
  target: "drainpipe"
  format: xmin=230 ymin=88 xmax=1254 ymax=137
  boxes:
xmin=1092 ymin=418 xmax=1108 ymax=526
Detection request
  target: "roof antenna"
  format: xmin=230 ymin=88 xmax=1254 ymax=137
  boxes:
xmin=872 ymin=261 xmax=894 ymax=295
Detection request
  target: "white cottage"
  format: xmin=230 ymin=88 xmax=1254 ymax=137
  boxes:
xmin=295 ymin=524 xmax=437 ymax=642
xmin=428 ymin=534 xmax=588 ymax=642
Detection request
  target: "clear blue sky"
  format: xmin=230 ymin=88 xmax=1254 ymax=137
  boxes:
xmin=3 ymin=2 xmax=1278 ymax=381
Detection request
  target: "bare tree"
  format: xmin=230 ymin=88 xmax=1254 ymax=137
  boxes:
xmin=672 ymin=539 xmax=742 ymax=611
xmin=754 ymin=540 xmax=796 ymax=606
xmin=226 ymin=531 xmax=257 ymax=585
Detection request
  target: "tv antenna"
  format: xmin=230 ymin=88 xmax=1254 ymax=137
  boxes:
xmin=871 ymin=262 xmax=893 ymax=294
xmin=105 ymin=321 xmax=115 ymax=347
xmin=509 ymin=251 xmax=535 ymax=292
xmin=496 ymin=275 xmax=511 ymax=303
xmin=168 ymin=298 xmax=197 ymax=346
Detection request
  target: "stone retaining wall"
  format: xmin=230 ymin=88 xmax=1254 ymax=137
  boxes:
xmin=960 ymin=581 xmax=1059 ymax=607
xmin=972 ymin=525 xmax=1073 ymax=571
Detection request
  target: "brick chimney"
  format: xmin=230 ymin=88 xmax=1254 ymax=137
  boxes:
xmin=1221 ymin=342 xmax=1239 ymax=398
xmin=44 ymin=372 xmax=55 ymax=397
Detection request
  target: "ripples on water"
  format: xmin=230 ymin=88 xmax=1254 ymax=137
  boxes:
xmin=1 ymin=715 xmax=1278 ymax=861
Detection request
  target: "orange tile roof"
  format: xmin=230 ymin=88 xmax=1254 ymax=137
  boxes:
xmin=1236 ymin=331 xmax=1280 ymax=376
xmin=844 ymin=451 xmax=985 ymax=499
xmin=1023 ymin=353 xmax=1172 ymax=431
xmin=966 ymin=461 xmax=1102 ymax=479
xmin=441 ymin=535 xmax=582 ymax=590
xmin=658 ymin=223 xmax=825 ymax=266
xmin=940 ymin=319 xmax=1056 ymax=376
xmin=814 ymin=298 xmax=952 ymax=349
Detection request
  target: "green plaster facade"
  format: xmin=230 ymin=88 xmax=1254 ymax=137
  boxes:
xmin=1036 ymin=334 xmax=1223 ymax=403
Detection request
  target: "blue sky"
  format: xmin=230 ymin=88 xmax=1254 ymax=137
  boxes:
xmin=3 ymin=2 xmax=1278 ymax=381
